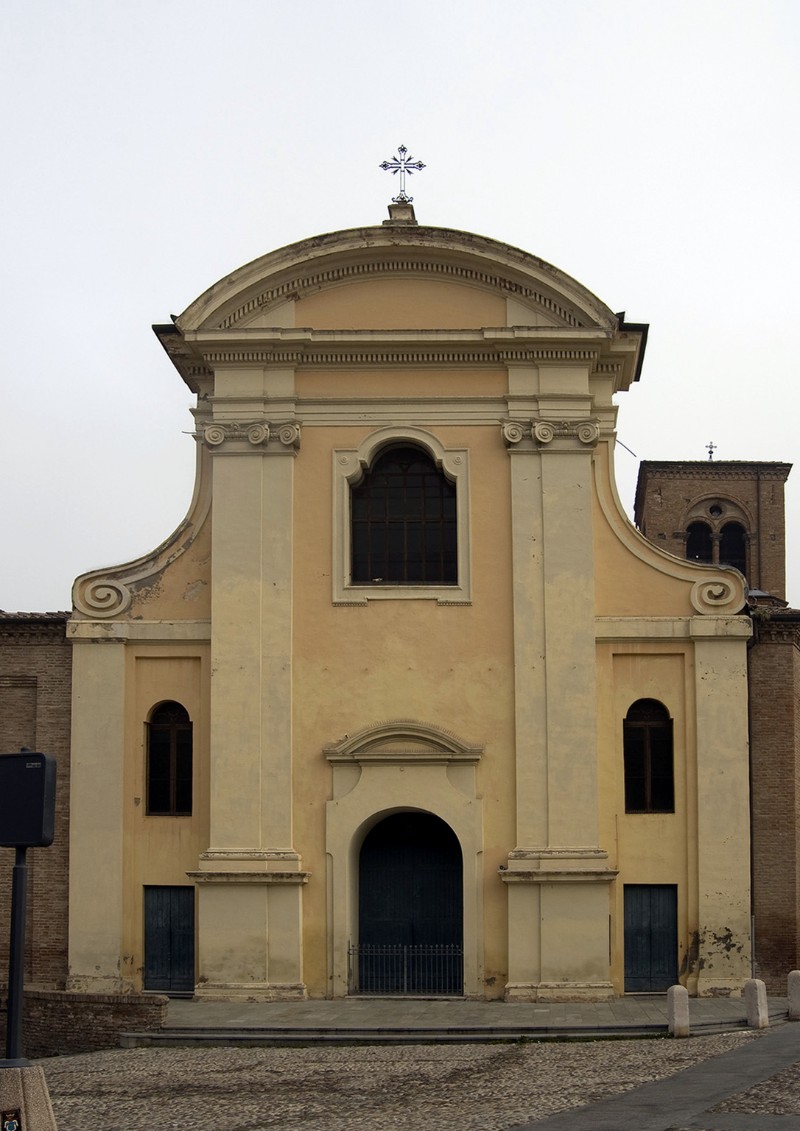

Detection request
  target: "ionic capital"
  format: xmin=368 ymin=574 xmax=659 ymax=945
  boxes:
xmin=200 ymin=420 xmax=301 ymax=454
xmin=502 ymin=418 xmax=600 ymax=451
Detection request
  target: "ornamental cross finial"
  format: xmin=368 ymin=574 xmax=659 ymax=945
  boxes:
xmin=379 ymin=144 xmax=425 ymax=203
xmin=707 ymin=441 xmax=717 ymax=461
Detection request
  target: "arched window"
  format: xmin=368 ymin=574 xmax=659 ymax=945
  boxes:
xmin=351 ymin=445 xmax=457 ymax=585
xmin=147 ymin=701 xmax=192 ymax=815
xmin=720 ymin=522 xmax=747 ymax=576
xmin=686 ymin=521 xmax=712 ymax=563
xmin=623 ymin=699 xmax=674 ymax=814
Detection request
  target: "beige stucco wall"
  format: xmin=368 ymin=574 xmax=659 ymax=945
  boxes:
xmin=295 ymin=277 xmax=508 ymax=330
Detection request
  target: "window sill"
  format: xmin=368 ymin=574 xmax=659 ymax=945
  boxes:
xmin=334 ymin=585 xmax=471 ymax=606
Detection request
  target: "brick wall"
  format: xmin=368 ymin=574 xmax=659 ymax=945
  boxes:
xmin=748 ymin=613 xmax=800 ymax=991
xmin=0 ymin=614 xmax=71 ymax=988
xmin=0 ymin=988 xmax=168 ymax=1057
xmin=634 ymin=461 xmax=790 ymax=599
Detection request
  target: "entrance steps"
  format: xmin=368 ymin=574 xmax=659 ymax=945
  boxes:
xmin=119 ymin=996 xmax=790 ymax=1048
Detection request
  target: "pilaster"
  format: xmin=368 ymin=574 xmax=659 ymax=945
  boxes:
xmin=503 ymin=388 xmax=614 ymax=1000
xmin=197 ymin=366 xmax=306 ymax=998
xmin=691 ymin=623 xmax=752 ymax=995
xmin=505 ymin=409 xmax=603 ymax=849
xmin=66 ymin=632 xmax=127 ymax=992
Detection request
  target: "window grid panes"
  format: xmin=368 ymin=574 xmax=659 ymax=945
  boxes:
xmin=623 ymin=699 xmax=674 ymax=814
xmin=147 ymin=702 xmax=193 ymax=816
xmin=351 ymin=446 xmax=457 ymax=585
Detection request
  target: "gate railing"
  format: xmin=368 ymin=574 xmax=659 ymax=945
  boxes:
xmin=348 ymin=943 xmax=463 ymax=995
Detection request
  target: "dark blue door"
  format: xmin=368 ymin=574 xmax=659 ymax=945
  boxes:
xmin=144 ymin=886 xmax=195 ymax=993
xmin=624 ymin=884 xmax=677 ymax=992
xmin=358 ymin=812 xmax=463 ymax=993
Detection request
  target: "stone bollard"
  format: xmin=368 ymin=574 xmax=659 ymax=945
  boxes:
xmin=788 ymin=971 xmax=800 ymax=1021
xmin=744 ymin=977 xmax=769 ymax=1029
xmin=667 ymin=984 xmax=690 ymax=1037
xmin=0 ymin=1064 xmax=58 ymax=1130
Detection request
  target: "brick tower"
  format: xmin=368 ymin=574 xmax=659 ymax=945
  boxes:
xmin=634 ymin=460 xmax=791 ymax=601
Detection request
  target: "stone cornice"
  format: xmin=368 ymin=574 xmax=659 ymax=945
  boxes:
xmin=176 ymin=224 xmax=620 ymax=334
xmin=0 ymin=613 xmax=69 ymax=642
xmin=638 ymin=461 xmax=792 ymax=483
xmin=68 ymin=620 xmax=210 ymax=642
xmin=595 ymin=615 xmax=752 ymax=641
xmin=751 ymin=610 xmax=800 ymax=646
xmin=182 ymin=327 xmax=610 ymax=371
xmin=187 ymin=871 xmax=310 ymax=885
xmin=200 ymin=347 xmax=600 ymax=368
xmin=157 ymin=330 xmax=634 ymax=391
xmin=215 ymin=256 xmax=591 ymax=331
xmin=500 ymin=869 xmax=617 ymax=885
xmin=160 ymin=329 xmax=642 ymax=394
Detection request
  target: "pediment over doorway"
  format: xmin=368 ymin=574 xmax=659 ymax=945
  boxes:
xmin=323 ymin=720 xmax=483 ymax=764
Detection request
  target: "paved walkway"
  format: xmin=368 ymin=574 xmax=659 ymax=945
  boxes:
xmin=106 ymin=996 xmax=800 ymax=1130
xmin=510 ymin=1020 xmax=800 ymax=1130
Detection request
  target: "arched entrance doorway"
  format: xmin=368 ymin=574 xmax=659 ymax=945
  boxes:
xmin=356 ymin=811 xmax=463 ymax=995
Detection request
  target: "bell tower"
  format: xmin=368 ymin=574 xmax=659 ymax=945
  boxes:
xmin=634 ymin=460 xmax=792 ymax=601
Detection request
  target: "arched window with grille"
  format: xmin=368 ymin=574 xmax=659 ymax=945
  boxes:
xmin=686 ymin=521 xmax=712 ymax=563
xmin=146 ymin=701 xmax=193 ymax=816
xmin=351 ymin=445 xmax=457 ymax=585
xmin=720 ymin=521 xmax=747 ymax=576
xmin=623 ymin=699 xmax=674 ymax=814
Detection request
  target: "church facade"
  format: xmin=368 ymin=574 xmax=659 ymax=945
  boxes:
xmin=60 ymin=202 xmax=754 ymax=1003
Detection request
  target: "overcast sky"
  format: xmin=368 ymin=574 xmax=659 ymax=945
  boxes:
xmin=3 ymin=0 xmax=799 ymax=611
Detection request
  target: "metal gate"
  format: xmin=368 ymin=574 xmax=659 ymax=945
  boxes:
xmin=349 ymin=943 xmax=464 ymax=995
xmin=357 ymin=812 xmax=463 ymax=995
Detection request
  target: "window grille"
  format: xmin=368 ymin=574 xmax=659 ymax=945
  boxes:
xmin=351 ymin=445 xmax=457 ymax=585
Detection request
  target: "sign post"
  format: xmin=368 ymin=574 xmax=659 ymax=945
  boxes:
xmin=0 ymin=751 xmax=58 ymax=1129
xmin=5 ymin=845 xmax=30 ymax=1064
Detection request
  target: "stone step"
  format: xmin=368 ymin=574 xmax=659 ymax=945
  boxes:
xmin=120 ymin=1022 xmax=683 ymax=1047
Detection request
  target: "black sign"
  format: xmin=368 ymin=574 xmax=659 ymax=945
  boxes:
xmin=0 ymin=753 xmax=56 ymax=847
xmin=2 ymin=1110 xmax=22 ymax=1131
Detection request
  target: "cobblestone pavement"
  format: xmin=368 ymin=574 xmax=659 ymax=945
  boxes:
xmin=36 ymin=1030 xmax=800 ymax=1131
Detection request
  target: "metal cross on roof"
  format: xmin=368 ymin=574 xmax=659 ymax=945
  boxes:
xmin=707 ymin=441 xmax=717 ymax=461
xmin=379 ymin=144 xmax=426 ymax=204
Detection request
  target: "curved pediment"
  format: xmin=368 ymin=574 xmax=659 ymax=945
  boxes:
xmin=177 ymin=225 xmax=618 ymax=335
xmin=323 ymin=719 xmax=483 ymax=764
